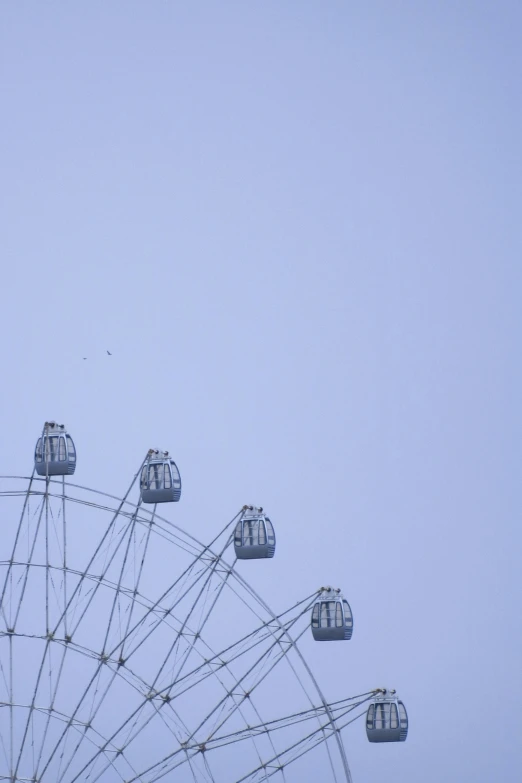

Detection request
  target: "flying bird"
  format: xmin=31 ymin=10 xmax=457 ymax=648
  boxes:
xmin=107 ymin=350 xmax=112 ymax=355
xmin=83 ymin=357 xmax=87 ymax=360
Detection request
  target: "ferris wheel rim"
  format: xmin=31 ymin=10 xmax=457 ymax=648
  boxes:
xmin=0 ymin=474 xmax=355 ymax=783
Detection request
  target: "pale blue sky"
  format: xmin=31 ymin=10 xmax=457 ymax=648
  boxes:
xmin=1 ymin=2 xmax=521 ymax=781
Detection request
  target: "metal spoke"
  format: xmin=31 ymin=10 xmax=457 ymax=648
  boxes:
xmin=0 ymin=472 xmax=36 ymax=629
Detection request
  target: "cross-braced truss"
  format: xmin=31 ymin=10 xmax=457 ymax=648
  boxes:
xmin=0 ymin=472 xmax=374 ymax=783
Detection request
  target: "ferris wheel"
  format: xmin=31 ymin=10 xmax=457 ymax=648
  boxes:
xmin=0 ymin=422 xmax=408 ymax=783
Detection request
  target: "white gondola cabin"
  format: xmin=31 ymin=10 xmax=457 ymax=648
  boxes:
xmin=140 ymin=449 xmax=181 ymax=504
xmin=234 ymin=507 xmax=275 ymax=560
xmin=34 ymin=422 xmax=76 ymax=476
xmin=366 ymin=690 xmax=408 ymax=743
xmin=311 ymin=588 xmax=353 ymax=641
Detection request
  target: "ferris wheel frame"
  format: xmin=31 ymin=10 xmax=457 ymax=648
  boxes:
xmin=0 ymin=461 xmax=402 ymax=783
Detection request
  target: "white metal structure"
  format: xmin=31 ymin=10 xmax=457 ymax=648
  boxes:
xmin=0 ymin=441 xmax=404 ymax=782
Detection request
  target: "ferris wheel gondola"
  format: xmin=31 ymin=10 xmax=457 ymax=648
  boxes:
xmin=366 ymin=689 xmax=409 ymax=742
xmin=234 ymin=506 xmax=276 ymax=559
xmin=311 ymin=588 xmax=354 ymax=641
xmin=34 ymin=421 xmax=76 ymax=476
xmin=140 ymin=448 xmax=181 ymax=503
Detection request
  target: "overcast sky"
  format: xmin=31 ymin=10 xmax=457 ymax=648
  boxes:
xmin=1 ymin=2 xmax=521 ymax=781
